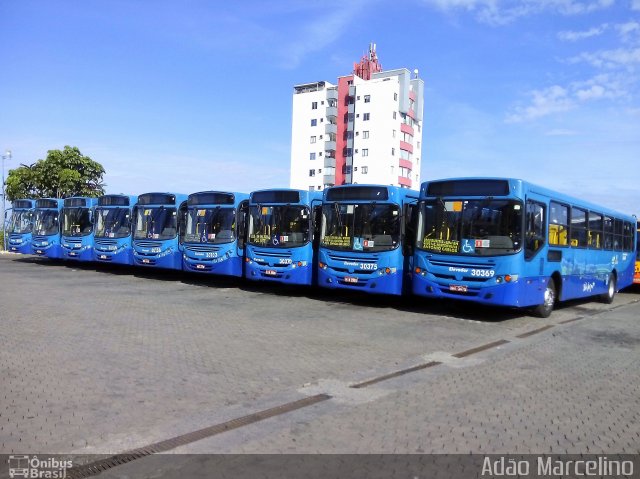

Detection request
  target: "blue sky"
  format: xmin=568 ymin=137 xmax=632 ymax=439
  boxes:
xmin=1 ymin=0 xmax=639 ymax=216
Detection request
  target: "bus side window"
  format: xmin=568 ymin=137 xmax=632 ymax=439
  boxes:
xmin=525 ymin=200 xmax=545 ymax=260
xmin=549 ymin=201 xmax=569 ymax=246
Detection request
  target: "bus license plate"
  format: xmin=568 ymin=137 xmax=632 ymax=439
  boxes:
xmin=196 ymin=264 xmax=205 ymax=269
xmin=142 ymin=259 xmax=150 ymax=264
xmin=265 ymin=269 xmax=277 ymax=276
xmin=344 ymin=276 xmax=358 ymax=284
xmin=450 ymin=284 xmax=467 ymax=292
xmin=99 ymin=255 xmax=107 ymax=259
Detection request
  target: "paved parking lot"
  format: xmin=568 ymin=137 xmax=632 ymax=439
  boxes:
xmin=1 ymin=253 xmax=639 ymax=477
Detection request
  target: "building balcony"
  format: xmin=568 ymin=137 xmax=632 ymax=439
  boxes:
xmin=349 ymin=85 xmax=356 ymax=96
xmin=325 ymin=123 xmax=337 ymax=135
xmin=326 ymin=88 xmax=338 ymax=101
xmin=323 ymin=174 xmax=336 ymax=186
xmin=398 ymin=176 xmax=412 ymax=188
xmin=407 ymin=108 xmax=416 ymax=120
xmin=347 ymin=103 xmax=355 ymax=114
xmin=399 ymin=141 xmax=413 ymax=154
xmin=409 ymin=90 xmax=416 ymax=101
xmin=399 ymin=159 xmax=413 ymax=170
xmin=400 ymin=123 xmax=414 ymax=136
xmin=326 ymin=106 xmax=338 ymax=119
xmin=324 ymin=157 xmax=336 ymax=168
xmin=324 ymin=140 xmax=336 ymax=152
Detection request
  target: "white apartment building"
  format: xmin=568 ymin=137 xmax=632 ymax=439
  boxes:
xmin=289 ymin=45 xmax=424 ymax=192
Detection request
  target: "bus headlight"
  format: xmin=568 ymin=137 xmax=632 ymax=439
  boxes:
xmin=319 ymin=262 xmax=327 ymax=269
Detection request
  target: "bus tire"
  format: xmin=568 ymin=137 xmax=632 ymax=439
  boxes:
xmin=532 ymin=279 xmax=556 ymax=318
xmin=600 ymin=273 xmax=616 ymax=304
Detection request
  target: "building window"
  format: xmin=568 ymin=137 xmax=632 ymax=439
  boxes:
xmin=417 ymin=141 xmax=421 ymax=149
xmin=362 ymin=130 xmax=369 ymax=139
xmin=310 ymin=136 xmax=316 ymax=144
xmin=309 ymin=186 xmax=315 ymax=191
xmin=361 ymin=166 xmax=368 ymax=174
xmin=310 ymin=153 xmax=316 ymax=160
xmin=318 ymin=169 xmax=322 ymax=173
xmin=393 ymin=111 xmax=397 ymax=119
xmin=362 ymin=149 xmax=369 ymax=157
xmin=309 ymin=169 xmax=316 ymax=177
xmin=394 ymin=92 xmax=398 ymax=101
xmin=363 ymin=113 xmax=370 ymax=121
xmin=391 ymin=148 xmax=395 ymax=156
xmin=312 ymin=102 xmax=318 ymax=109
xmin=311 ymin=119 xmax=317 ymax=126
xmin=364 ymin=95 xmax=371 ymax=103
xmin=399 ymin=167 xmax=412 ymax=178
xmin=317 ymin=186 xmax=322 ymax=190
xmin=393 ymin=130 xmax=396 ymax=138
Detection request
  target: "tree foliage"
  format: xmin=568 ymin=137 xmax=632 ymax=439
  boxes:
xmin=5 ymin=146 xmax=106 ymax=201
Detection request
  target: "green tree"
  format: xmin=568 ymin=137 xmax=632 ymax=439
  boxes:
xmin=5 ymin=146 xmax=106 ymax=201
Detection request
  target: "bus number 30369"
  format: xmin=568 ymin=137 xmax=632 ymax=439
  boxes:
xmin=471 ymin=269 xmax=495 ymax=277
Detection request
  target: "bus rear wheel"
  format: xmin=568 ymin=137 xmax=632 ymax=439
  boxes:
xmin=600 ymin=273 xmax=616 ymax=304
xmin=532 ymin=279 xmax=556 ymax=318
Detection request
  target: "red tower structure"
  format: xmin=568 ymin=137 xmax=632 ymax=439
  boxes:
xmin=353 ymin=43 xmax=382 ymax=80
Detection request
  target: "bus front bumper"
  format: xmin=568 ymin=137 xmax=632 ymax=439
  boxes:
xmin=183 ymin=255 xmax=243 ymax=277
xmin=412 ymin=273 xmax=544 ymax=308
xmin=245 ymin=260 xmax=313 ymax=285
xmin=318 ymin=267 xmax=403 ymax=295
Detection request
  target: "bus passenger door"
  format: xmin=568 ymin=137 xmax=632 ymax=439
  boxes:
xmin=236 ymin=200 xmax=249 ymax=266
xmin=402 ymin=202 xmax=418 ymax=294
xmin=177 ymin=201 xmax=188 ymax=253
xmin=311 ymin=200 xmax=323 ymax=286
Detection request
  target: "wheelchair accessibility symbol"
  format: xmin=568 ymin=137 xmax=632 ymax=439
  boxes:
xmin=462 ymin=239 xmax=475 ymax=254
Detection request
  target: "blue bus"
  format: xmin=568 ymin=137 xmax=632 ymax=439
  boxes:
xmin=60 ymin=197 xmax=99 ymax=261
xmin=179 ymin=191 xmax=249 ymax=276
xmin=245 ymin=189 xmax=322 ymax=286
xmin=317 ymin=185 xmax=419 ymax=295
xmin=413 ymin=178 xmax=637 ymax=317
xmin=31 ymin=198 xmax=64 ymax=258
xmin=6 ymin=199 xmax=35 ymax=254
xmin=93 ymin=194 xmax=137 ymax=265
xmin=132 ymin=192 xmax=187 ymax=270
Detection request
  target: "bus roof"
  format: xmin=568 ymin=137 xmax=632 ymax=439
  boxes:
xmin=137 ymin=192 xmax=187 ymax=206
xmin=323 ymin=184 xmax=418 ymax=204
xmin=34 ymin=198 xmax=64 ymax=209
xmin=250 ymin=188 xmax=321 ymax=205
xmin=420 ymin=177 xmax=636 ymax=221
xmin=188 ymin=191 xmax=249 ymax=206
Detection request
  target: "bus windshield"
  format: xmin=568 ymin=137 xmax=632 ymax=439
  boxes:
xmin=133 ymin=206 xmax=178 ymax=240
xmin=321 ymin=203 xmax=400 ymax=252
xmin=248 ymin=205 xmax=311 ymax=248
xmin=94 ymin=207 xmax=132 ymax=239
xmin=181 ymin=207 xmax=236 ymax=244
xmin=61 ymin=208 xmax=93 ymax=237
xmin=8 ymin=210 xmax=32 ymax=234
xmin=416 ymin=199 xmax=523 ymax=256
xmin=33 ymin=210 xmax=60 ymax=236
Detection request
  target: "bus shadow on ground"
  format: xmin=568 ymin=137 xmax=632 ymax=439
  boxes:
xmin=16 ymin=256 xmax=622 ymax=323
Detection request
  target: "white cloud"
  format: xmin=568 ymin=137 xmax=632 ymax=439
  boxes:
xmin=558 ymin=24 xmax=608 ymax=41
xmin=506 ymin=85 xmax=574 ymax=122
xmin=632 ymin=0 xmax=640 ymax=10
xmin=571 ymin=47 xmax=640 ymax=69
xmin=545 ymin=128 xmax=579 ymax=135
xmin=421 ymin=0 xmax=615 ymax=24
xmin=507 ymin=73 xmax=632 ymax=122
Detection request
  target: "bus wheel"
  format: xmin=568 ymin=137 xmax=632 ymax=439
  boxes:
xmin=533 ymin=279 xmax=555 ymax=318
xmin=600 ymin=273 xmax=616 ymax=304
